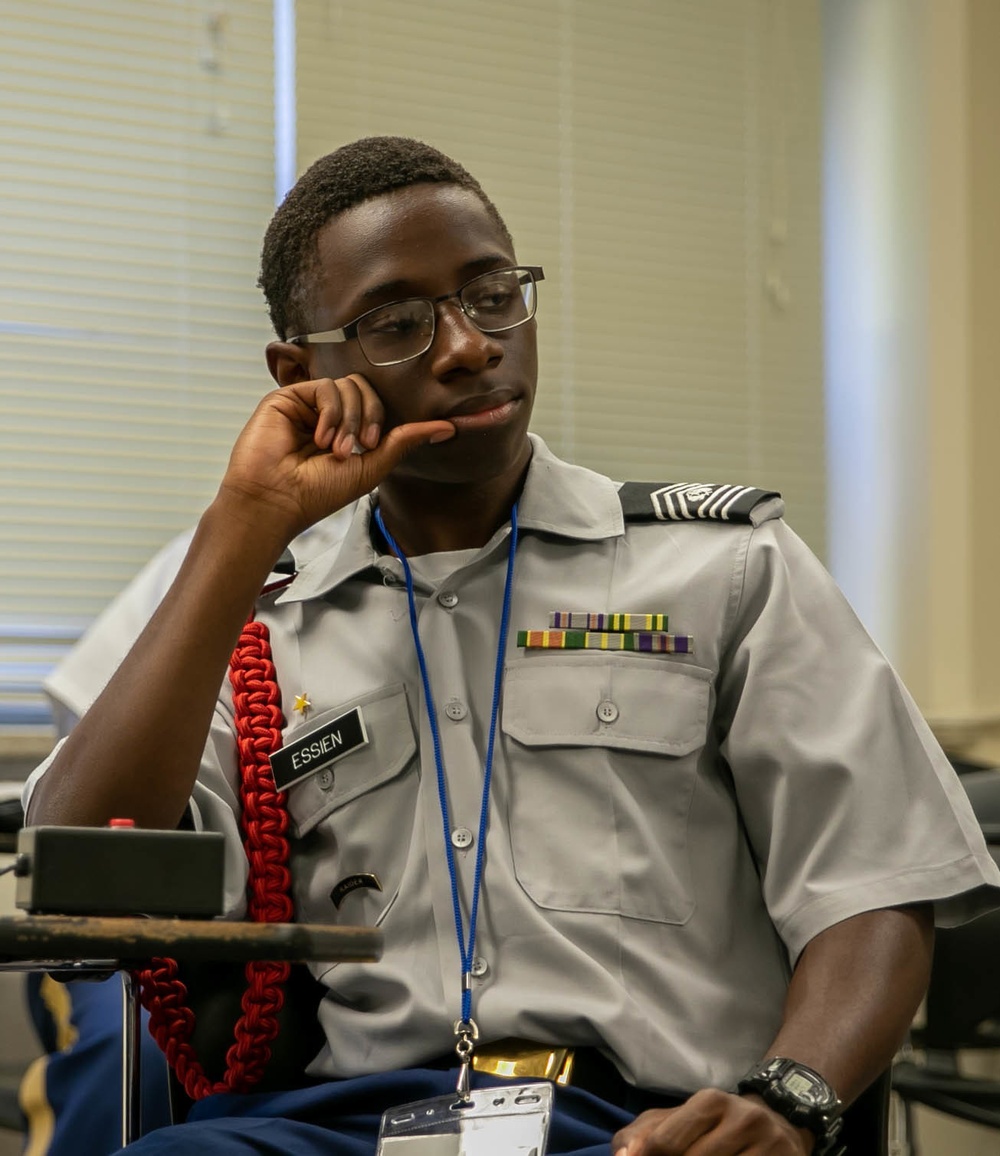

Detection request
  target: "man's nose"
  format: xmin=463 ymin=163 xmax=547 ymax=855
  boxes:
xmin=428 ymin=301 xmax=504 ymax=379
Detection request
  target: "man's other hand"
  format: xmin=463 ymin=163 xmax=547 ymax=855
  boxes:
xmin=612 ymin=1090 xmax=815 ymax=1156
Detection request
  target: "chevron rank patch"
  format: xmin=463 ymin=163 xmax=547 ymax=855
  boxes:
xmin=517 ymin=630 xmax=693 ymax=654
xmin=618 ymin=481 xmax=783 ymax=525
xmin=549 ymin=611 xmax=668 ymax=631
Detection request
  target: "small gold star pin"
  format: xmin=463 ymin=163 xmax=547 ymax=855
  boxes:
xmin=293 ymin=693 xmax=312 ymax=716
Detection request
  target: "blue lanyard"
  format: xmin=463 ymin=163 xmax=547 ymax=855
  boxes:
xmin=373 ymin=503 xmax=519 ymax=1048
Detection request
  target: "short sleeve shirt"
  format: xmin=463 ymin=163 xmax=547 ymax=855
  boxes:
xmin=28 ymin=436 xmax=1000 ymax=1094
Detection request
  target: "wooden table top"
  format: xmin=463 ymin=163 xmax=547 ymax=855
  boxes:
xmin=0 ymin=914 xmax=382 ymax=966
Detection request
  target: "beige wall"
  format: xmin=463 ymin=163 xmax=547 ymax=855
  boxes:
xmin=965 ymin=0 xmax=1000 ymax=763
xmin=920 ymin=0 xmax=1000 ymax=764
xmin=825 ymin=0 xmax=1000 ymax=766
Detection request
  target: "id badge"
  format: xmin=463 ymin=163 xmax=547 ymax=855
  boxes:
xmin=376 ymin=1081 xmax=553 ymax=1156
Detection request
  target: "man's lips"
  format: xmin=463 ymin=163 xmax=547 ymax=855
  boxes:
xmin=442 ymin=391 xmax=520 ymax=430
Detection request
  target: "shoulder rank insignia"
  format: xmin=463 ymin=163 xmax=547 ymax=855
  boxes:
xmin=259 ymin=546 xmax=298 ymax=597
xmin=618 ymin=481 xmax=783 ymax=526
xmin=272 ymin=547 xmax=297 ymax=575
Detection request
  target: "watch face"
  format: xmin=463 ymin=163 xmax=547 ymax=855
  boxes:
xmin=780 ymin=1068 xmax=837 ymax=1110
xmin=782 ymin=1070 xmax=822 ymax=1102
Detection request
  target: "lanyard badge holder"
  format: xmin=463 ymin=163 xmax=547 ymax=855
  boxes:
xmin=373 ymin=505 xmax=553 ymax=1156
xmin=376 ymin=1082 xmax=553 ymax=1156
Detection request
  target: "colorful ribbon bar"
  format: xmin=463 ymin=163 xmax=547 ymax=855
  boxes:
xmin=548 ymin=612 xmax=669 ymax=631
xmin=517 ymin=630 xmax=693 ymax=654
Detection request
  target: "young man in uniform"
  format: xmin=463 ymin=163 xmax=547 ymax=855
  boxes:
xmin=24 ymin=137 xmax=1000 ymax=1155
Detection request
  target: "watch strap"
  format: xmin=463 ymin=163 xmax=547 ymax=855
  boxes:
xmin=737 ymin=1058 xmax=844 ymax=1154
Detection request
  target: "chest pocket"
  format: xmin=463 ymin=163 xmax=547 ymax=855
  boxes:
xmin=502 ymin=655 xmax=711 ymax=925
xmin=282 ymin=683 xmax=417 ymax=929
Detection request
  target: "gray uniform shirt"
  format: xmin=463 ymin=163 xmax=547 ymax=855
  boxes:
xmin=26 ymin=436 xmax=1000 ymax=1094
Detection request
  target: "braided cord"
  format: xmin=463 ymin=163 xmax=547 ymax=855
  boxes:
xmin=136 ymin=616 xmax=292 ymax=1099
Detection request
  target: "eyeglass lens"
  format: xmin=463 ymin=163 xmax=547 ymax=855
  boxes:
xmin=357 ymin=268 xmax=537 ymax=366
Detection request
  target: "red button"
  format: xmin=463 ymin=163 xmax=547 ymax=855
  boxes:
xmin=108 ymin=818 xmax=135 ymax=828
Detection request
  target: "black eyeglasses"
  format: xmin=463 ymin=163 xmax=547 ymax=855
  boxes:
xmin=287 ymin=265 xmax=544 ymax=367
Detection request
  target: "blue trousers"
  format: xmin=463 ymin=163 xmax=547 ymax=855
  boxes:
xmin=118 ymin=1068 xmax=650 ymax=1155
xmin=23 ymin=973 xmax=171 ymax=1156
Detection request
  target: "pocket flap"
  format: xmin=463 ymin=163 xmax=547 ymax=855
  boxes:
xmin=282 ymin=683 xmax=416 ymax=837
xmin=503 ymin=655 xmax=711 ymax=756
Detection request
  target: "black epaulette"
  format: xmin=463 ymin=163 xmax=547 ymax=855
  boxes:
xmin=618 ymin=481 xmax=783 ymax=525
xmin=259 ymin=547 xmax=297 ymax=596
xmin=272 ymin=548 xmax=297 ymax=575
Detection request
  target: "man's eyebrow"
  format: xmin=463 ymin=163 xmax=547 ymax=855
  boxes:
xmin=357 ymin=254 xmax=514 ymax=303
xmin=458 ymin=253 xmax=515 ymax=277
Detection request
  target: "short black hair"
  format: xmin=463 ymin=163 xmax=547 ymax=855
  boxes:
xmin=259 ymin=136 xmax=513 ymax=340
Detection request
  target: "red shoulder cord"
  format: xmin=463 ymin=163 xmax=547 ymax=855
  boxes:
xmin=135 ymin=615 xmax=293 ymax=1099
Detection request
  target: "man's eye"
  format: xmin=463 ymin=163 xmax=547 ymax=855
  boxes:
xmin=368 ymin=317 xmax=418 ymax=335
xmin=365 ymin=305 xmax=425 ymax=335
xmin=467 ymin=283 xmax=517 ymax=312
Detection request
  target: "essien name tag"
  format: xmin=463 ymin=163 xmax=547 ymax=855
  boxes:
xmin=269 ymin=707 xmax=368 ymax=792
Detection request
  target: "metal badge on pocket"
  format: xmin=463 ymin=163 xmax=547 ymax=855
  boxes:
xmin=376 ymin=1082 xmax=552 ymax=1156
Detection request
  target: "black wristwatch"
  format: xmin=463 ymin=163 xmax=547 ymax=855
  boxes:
xmin=737 ymin=1058 xmax=844 ymax=1155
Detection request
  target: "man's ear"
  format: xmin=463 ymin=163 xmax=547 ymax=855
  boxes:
xmin=265 ymin=341 xmax=313 ymax=387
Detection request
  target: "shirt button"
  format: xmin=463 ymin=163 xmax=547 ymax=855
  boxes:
xmin=596 ymin=700 xmax=619 ymax=724
xmin=317 ymin=768 xmax=334 ymax=790
xmin=470 ymin=956 xmax=489 ymax=978
xmin=438 ymin=590 xmax=459 ymax=609
xmin=444 ymin=699 xmax=468 ymax=721
xmin=451 ymin=827 xmax=474 ymax=850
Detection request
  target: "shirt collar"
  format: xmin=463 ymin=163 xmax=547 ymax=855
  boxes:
xmin=275 ymin=433 xmax=624 ymax=605
xmin=516 ymin=433 xmax=623 ymax=540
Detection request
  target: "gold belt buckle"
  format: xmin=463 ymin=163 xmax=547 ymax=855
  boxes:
xmin=471 ymin=1038 xmax=575 ymax=1085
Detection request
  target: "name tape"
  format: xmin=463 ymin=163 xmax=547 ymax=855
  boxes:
xmin=270 ymin=706 xmax=368 ymax=792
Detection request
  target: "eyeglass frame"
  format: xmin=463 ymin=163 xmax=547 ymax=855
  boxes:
xmin=285 ymin=265 xmax=545 ymax=367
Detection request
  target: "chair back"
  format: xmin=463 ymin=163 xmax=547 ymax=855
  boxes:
xmin=957 ymin=767 xmax=1000 ymax=848
xmin=838 ymin=1070 xmax=890 ymax=1156
xmin=919 ymin=908 xmax=1000 ymax=1051
xmin=914 ymin=768 xmax=1000 ymax=1051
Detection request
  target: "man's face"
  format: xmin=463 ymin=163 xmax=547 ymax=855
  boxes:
xmin=300 ymin=183 xmax=538 ymax=487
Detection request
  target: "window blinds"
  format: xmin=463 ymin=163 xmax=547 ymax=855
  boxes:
xmin=0 ymin=0 xmax=275 ymax=726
